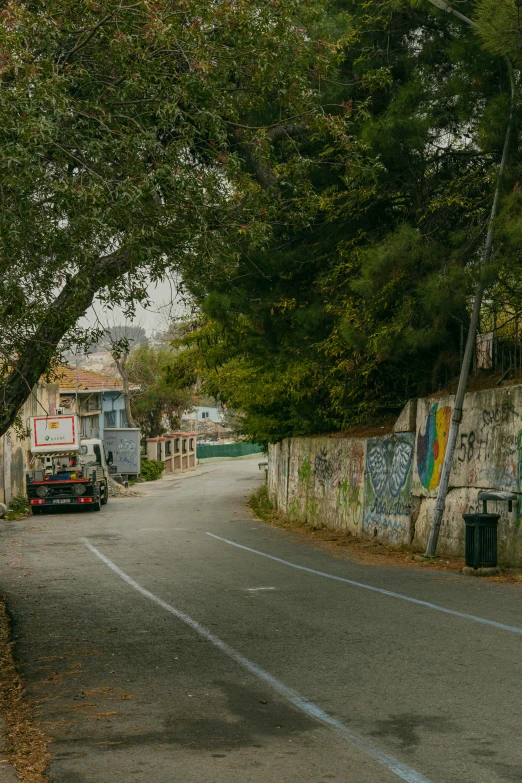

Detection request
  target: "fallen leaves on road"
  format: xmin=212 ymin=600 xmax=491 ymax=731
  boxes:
xmin=0 ymin=596 xmax=50 ymax=782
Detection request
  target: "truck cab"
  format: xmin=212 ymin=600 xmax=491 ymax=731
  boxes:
xmin=79 ymin=438 xmax=111 ymax=504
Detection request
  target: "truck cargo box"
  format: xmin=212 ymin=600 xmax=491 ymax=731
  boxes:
xmin=30 ymin=415 xmax=80 ymax=454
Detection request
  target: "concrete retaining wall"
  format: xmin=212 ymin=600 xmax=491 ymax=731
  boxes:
xmin=267 ymin=385 xmax=522 ymax=565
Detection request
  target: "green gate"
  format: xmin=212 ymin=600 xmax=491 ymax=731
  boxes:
xmin=196 ymin=442 xmax=264 ymax=459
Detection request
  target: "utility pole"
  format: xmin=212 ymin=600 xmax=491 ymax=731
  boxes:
xmin=424 ymin=0 xmax=516 ymax=557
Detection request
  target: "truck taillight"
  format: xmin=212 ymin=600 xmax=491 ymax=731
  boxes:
xmin=30 ymin=499 xmax=46 ymax=505
xmin=77 ymin=497 xmax=93 ymax=503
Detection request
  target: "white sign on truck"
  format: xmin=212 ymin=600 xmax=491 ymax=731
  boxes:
xmin=30 ymin=415 xmax=80 ymax=454
xmin=103 ymin=428 xmax=141 ymax=474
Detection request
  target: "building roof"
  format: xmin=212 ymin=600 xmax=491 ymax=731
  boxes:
xmin=51 ymin=366 xmax=125 ymax=393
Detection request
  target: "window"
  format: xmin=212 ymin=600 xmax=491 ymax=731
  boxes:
xmin=182 ymin=439 xmax=187 ymax=453
xmin=120 ymin=409 xmax=128 ymax=428
xmin=104 ymin=411 xmax=116 ymax=428
xmin=165 ymin=440 xmax=171 ymax=456
xmin=174 ymin=438 xmax=180 ymax=452
xmin=189 ymin=438 xmax=194 ymax=451
xmin=201 ymin=411 xmax=209 ymax=419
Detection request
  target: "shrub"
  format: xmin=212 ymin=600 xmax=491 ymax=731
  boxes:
xmin=7 ymin=492 xmax=30 ymax=520
xmin=140 ymin=460 xmax=165 ymax=482
xmin=249 ymin=485 xmax=274 ymax=522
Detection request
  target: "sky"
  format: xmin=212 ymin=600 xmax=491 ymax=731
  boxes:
xmin=82 ymin=277 xmax=188 ymax=338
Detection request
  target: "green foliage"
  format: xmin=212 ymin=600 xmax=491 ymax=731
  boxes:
xmin=3 ymin=0 xmax=521 ymax=446
xmin=249 ymin=484 xmax=275 ymax=522
xmin=0 ymin=0 xmax=332 ymax=436
xmin=168 ymin=0 xmax=521 ymax=445
xmin=140 ymin=459 xmax=165 ymax=482
xmin=474 ymin=0 xmax=522 ymax=65
xmin=128 ymin=344 xmax=193 ymax=437
xmin=6 ymin=493 xmax=30 ymax=521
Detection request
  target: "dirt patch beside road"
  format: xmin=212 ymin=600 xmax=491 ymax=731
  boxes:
xmin=0 ymin=598 xmax=49 ymax=782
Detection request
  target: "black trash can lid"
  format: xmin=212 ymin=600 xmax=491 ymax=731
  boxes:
xmin=478 ymin=490 xmax=517 ymax=503
xmin=463 ymin=512 xmax=500 ymax=525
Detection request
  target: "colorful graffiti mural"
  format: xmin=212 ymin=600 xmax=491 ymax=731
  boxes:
xmin=417 ymin=403 xmax=452 ymax=490
xmin=363 ymin=433 xmax=414 ymax=541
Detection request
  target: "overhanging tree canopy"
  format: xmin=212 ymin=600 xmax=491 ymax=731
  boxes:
xmin=171 ymin=0 xmax=521 ymax=445
xmin=0 ymin=0 xmax=331 ymax=436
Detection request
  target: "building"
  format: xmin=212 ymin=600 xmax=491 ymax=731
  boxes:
xmin=80 ymin=351 xmax=115 ymax=375
xmin=182 ymin=405 xmax=224 ymax=425
xmin=0 ymin=380 xmax=59 ymax=504
xmin=0 ymin=366 xmax=138 ymax=505
xmin=196 ymin=406 xmax=223 ymax=423
xmin=55 ymin=366 xmax=135 ymax=440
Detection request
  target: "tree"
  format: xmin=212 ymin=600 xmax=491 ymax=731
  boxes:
xmin=128 ymin=344 xmax=193 ymax=437
xmin=98 ymin=325 xmax=148 ymax=351
xmin=100 ymin=322 xmax=149 ymax=428
xmin=0 ymin=0 xmax=331 ymax=437
xmin=171 ymin=0 xmax=520 ymax=445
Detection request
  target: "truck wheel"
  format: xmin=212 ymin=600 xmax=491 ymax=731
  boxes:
xmin=101 ymin=480 xmax=108 ymax=505
xmin=31 ymin=508 xmax=42 ymax=515
xmin=92 ymin=501 xmax=101 ymax=512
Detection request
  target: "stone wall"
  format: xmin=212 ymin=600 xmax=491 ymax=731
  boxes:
xmin=267 ymin=384 xmax=522 ymax=565
xmin=268 ymin=437 xmax=366 ymax=535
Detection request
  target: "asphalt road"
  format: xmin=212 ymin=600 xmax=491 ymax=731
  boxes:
xmin=1 ymin=457 xmax=522 ymax=783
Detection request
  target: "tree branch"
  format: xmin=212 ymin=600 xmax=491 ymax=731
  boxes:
xmin=60 ymin=15 xmax=114 ymax=65
xmin=234 ymin=123 xmax=309 ymax=188
xmin=0 ymin=250 xmax=132 ymax=438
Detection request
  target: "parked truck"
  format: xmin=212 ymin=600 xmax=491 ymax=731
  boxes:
xmin=26 ymin=415 xmax=110 ymax=514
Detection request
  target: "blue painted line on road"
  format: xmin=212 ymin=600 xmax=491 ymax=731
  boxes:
xmin=81 ymin=537 xmax=432 ymax=783
xmin=206 ymin=533 xmax=522 ymax=636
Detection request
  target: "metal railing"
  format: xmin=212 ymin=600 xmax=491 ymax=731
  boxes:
xmin=475 ymin=319 xmax=522 ymax=378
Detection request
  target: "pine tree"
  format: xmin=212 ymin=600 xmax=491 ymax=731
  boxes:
xmin=175 ymin=0 xmax=520 ymax=444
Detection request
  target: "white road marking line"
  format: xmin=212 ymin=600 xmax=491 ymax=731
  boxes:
xmin=81 ymin=537 xmax=431 ymax=783
xmin=246 ymin=587 xmax=277 ymax=592
xmin=206 ymin=533 xmax=522 ymax=636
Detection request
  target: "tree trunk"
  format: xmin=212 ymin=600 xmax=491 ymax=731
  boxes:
xmin=113 ymin=357 xmax=137 ymax=428
xmin=0 ymin=251 xmax=131 ymax=439
xmin=123 ymin=378 xmax=136 ymax=428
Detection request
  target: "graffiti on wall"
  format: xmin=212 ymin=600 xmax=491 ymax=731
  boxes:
xmin=415 ymin=397 xmax=521 ymax=496
xmin=452 ymin=403 xmax=519 ymax=490
xmin=337 ymin=444 xmax=364 ymax=523
xmin=363 ymin=433 xmax=414 ymax=540
xmin=293 ymin=442 xmax=365 ymax=528
xmin=314 ymin=447 xmax=337 ymax=488
xmin=417 ymin=403 xmax=452 ymax=490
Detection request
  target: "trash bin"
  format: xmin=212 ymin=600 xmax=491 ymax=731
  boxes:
xmin=463 ymin=490 xmax=517 ymax=570
xmin=463 ymin=512 xmax=500 ymax=569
